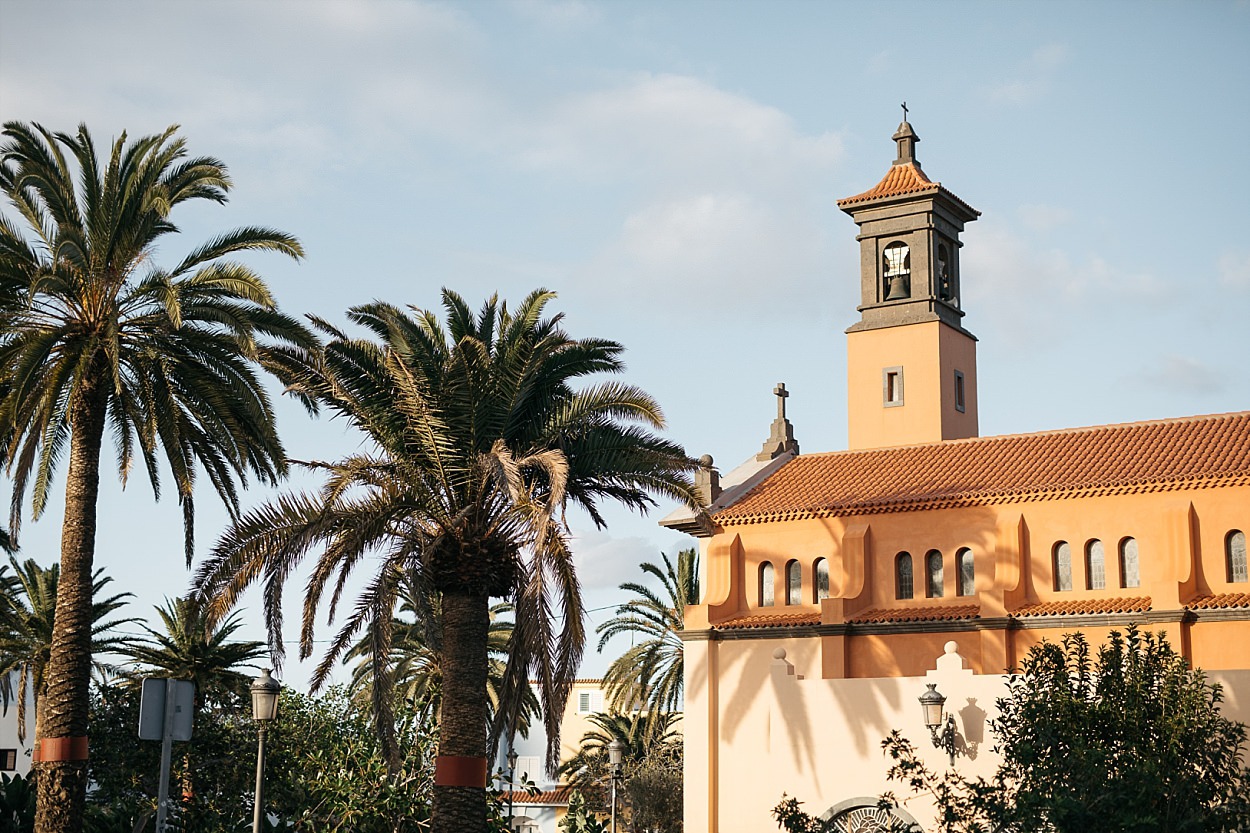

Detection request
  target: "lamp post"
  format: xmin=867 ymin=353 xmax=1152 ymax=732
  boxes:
xmin=506 ymin=747 xmax=518 ymax=830
xmin=250 ymin=669 xmax=281 ymax=833
xmin=607 ymin=739 xmax=624 ymax=833
xmin=919 ymin=682 xmax=958 ymax=766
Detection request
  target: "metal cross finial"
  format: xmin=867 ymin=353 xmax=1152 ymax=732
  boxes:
xmin=901 ymin=101 xmax=909 ymax=122
xmin=774 ymin=383 xmax=788 ymax=420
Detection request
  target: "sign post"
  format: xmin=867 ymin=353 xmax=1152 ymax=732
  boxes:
xmin=139 ymin=678 xmax=195 ymax=833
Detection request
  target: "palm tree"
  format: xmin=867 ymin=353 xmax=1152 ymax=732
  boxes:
xmin=596 ymin=548 xmax=698 ymax=726
xmin=0 ymin=557 xmax=133 ymax=746
xmin=0 ymin=121 xmax=315 ymax=833
xmin=344 ymin=578 xmax=539 ymax=737
xmin=191 ymin=289 xmax=701 ymax=833
xmin=118 ymin=596 xmax=266 ymax=710
xmin=555 ymin=710 xmax=681 ymax=798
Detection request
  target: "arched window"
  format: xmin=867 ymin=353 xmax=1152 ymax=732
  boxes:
xmin=1054 ymin=542 xmax=1073 ymax=592
xmin=895 ymin=553 xmax=913 ymax=600
xmin=1086 ymin=540 xmax=1106 ymax=590
xmin=813 ymin=558 xmax=830 ymax=603
xmin=882 ymin=241 xmax=911 ymax=300
xmin=785 ymin=560 xmax=802 ymax=605
xmin=1229 ymin=531 xmax=1248 ymax=584
xmin=956 ymin=548 xmax=975 ymax=596
xmin=926 ymin=550 xmax=944 ymax=598
xmin=937 ymin=243 xmax=952 ymax=301
xmin=1119 ymin=538 xmax=1140 ymax=589
xmin=759 ymin=562 xmax=775 ymax=607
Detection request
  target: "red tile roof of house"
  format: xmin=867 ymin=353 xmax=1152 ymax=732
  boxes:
xmin=836 ymin=162 xmax=978 ymax=216
xmin=1014 ymin=597 xmax=1152 ymax=617
xmin=850 ymin=604 xmax=980 ymax=623
xmin=502 ymin=787 xmax=571 ymax=806
xmin=1187 ymin=593 xmax=1250 ymax=610
xmin=714 ymin=611 xmax=822 ymax=630
xmin=713 ymin=412 xmax=1250 ymax=526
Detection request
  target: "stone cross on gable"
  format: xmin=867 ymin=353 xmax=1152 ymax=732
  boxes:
xmin=757 ymin=382 xmax=800 ymax=461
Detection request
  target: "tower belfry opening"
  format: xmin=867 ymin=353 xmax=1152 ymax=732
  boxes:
xmin=837 ymin=115 xmax=981 ymax=450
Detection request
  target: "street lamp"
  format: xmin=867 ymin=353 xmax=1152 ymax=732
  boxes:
xmin=250 ymin=669 xmax=281 ymax=832
xmin=919 ymin=682 xmax=957 ymax=766
xmin=506 ymin=747 xmax=519 ymax=830
xmin=607 ymin=739 xmax=624 ymax=833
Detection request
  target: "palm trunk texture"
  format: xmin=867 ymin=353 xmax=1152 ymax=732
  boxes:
xmin=35 ymin=382 xmax=108 ymax=833
xmin=432 ymin=589 xmax=490 ymax=833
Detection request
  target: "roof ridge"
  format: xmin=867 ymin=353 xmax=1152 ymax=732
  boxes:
xmin=793 ymin=411 xmax=1250 ymax=461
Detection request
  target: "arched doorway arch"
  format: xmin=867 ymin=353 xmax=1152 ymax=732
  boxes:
xmin=818 ymin=797 xmax=922 ymax=832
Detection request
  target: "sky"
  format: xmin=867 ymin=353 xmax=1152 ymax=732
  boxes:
xmin=1 ymin=0 xmax=1249 ymax=692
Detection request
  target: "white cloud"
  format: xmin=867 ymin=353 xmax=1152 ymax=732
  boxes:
xmin=1137 ymin=355 xmax=1225 ymax=396
xmin=1017 ymin=203 xmax=1072 ymax=233
xmin=1218 ymin=250 xmax=1250 ymax=290
xmin=514 ymin=74 xmax=844 ymax=189
xmin=570 ymin=528 xmax=666 ymax=591
xmin=506 ymin=0 xmax=602 ymax=30
xmin=985 ymin=42 xmax=1068 ymax=105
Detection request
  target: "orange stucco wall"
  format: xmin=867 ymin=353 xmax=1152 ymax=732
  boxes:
xmin=684 ymin=482 xmax=1250 ymax=832
xmin=846 ymin=320 xmax=978 ymax=450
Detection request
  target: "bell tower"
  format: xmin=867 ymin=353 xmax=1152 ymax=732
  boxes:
xmin=838 ymin=112 xmax=981 ymax=450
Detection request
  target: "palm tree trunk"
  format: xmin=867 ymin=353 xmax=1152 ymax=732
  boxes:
xmin=34 ymin=381 xmax=108 ymax=833
xmin=432 ymin=589 xmax=490 ymax=833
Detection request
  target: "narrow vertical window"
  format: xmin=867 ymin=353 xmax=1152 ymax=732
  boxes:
xmin=1119 ymin=538 xmax=1140 ymax=588
xmin=896 ymin=552 xmax=914 ymax=600
xmin=926 ymin=550 xmax=944 ymax=598
xmin=956 ymin=548 xmax=975 ymax=596
xmin=1054 ymin=542 xmax=1073 ymax=592
xmin=1086 ymin=540 xmax=1106 ymax=590
xmin=785 ymin=560 xmax=802 ymax=605
xmin=883 ymin=366 xmax=904 ymax=406
xmin=1229 ymin=531 xmax=1248 ymax=584
xmin=954 ymin=370 xmax=966 ymax=413
xmin=760 ymin=562 xmax=775 ymax=607
xmin=813 ymin=558 xmax=830 ymax=602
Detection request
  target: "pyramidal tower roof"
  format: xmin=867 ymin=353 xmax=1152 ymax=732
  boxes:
xmin=837 ymin=115 xmax=979 ymax=218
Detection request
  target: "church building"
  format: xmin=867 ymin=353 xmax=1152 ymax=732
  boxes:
xmin=663 ymin=117 xmax=1250 ymax=832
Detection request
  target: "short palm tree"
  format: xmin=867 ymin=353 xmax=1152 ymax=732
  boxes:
xmin=345 ymin=579 xmax=539 ymax=737
xmin=596 ymin=548 xmax=698 ymax=725
xmin=191 ymin=289 xmax=701 ymax=833
xmin=0 ymin=557 xmax=133 ymax=746
xmin=0 ymin=121 xmax=314 ymax=833
xmin=118 ymin=596 xmax=266 ymax=710
xmin=555 ymin=709 xmax=681 ymax=796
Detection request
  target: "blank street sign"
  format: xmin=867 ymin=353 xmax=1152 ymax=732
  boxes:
xmin=138 ymin=678 xmax=195 ymax=742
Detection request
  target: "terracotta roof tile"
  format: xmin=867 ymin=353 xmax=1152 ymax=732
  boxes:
xmin=836 ymin=162 xmax=978 ymax=216
xmin=1187 ymin=593 xmax=1250 ymax=610
xmin=714 ymin=611 xmax=821 ymax=630
xmin=713 ymin=412 xmax=1250 ymax=526
xmin=502 ymin=787 xmax=571 ymax=805
xmin=1014 ymin=597 xmax=1152 ymax=617
xmin=850 ymin=604 xmax=979 ymax=623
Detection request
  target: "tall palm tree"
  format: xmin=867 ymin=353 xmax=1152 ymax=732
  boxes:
xmin=118 ymin=596 xmax=266 ymax=710
xmin=345 ymin=579 xmax=539 ymax=737
xmin=0 ymin=557 xmax=133 ymax=746
xmin=596 ymin=548 xmax=698 ymax=725
xmin=0 ymin=121 xmax=315 ymax=833
xmin=191 ymin=289 xmax=701 ymax=833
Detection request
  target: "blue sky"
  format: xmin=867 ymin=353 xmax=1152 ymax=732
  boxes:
xmin=2 ymin=0 xmax=1248 ymax=689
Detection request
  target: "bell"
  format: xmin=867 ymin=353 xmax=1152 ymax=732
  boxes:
xmin=885 ymin=273 xmax=910 ymax=301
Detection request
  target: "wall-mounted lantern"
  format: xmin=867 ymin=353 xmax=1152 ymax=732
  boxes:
xmin=919 ymin=682 xmax=958 ymax=766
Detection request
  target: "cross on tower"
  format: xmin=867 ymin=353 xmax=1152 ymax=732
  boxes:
xmin=901 ymin=101 xmax=909 ymax=122
xmin=774 ymin=383 xmax=789 ymax=421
